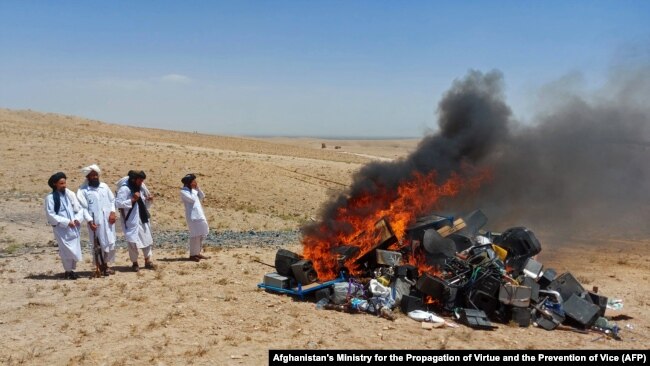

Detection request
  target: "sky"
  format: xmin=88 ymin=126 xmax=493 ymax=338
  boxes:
xmin=0 ymin=1 xmax=648 ymax=138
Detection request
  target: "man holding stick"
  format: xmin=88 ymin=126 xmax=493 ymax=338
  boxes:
xmin=77 ymin=164 xmax=117 ymax=276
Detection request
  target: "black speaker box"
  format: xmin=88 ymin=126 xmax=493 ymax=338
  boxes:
xmin=547 ymin=272 xmax=585 ymax=303
xmin=469 ymin=290 xmax=499 ymax=316
xmin=400 ymin=294 xmax=425 ymax=314
xmin=275 ymin=249 xmax=303 ymax=277
xmin=291 ymin=259 xmax=318 ymax=285
xmin=538 ymin=268 xmax=557 ymax=289
xmin=588 ymin=291 xmax=608 ymax=317
xmin=494 ymin=227 xmax=542 ymax=272
xmin=511 ymin=307 xmax=532 ymax=327
xmin=563 ymin=294 xmax=601 ymax=327
xmin=416 ymin=273 xmax=447 ymax=299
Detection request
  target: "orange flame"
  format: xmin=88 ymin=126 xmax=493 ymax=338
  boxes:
xmin=302 ymin=168 xmax=491 ymax=280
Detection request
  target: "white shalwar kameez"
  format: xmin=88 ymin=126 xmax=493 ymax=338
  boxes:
xmin=116 ymin=185 xmax=154 ymax=262
xmin=77 ymin=182 xmax=117 ymax=264
xmin=44 ymin=189 xmax=84 ymax=271
xmin=180 ymin=187 xmax=209 ymax=256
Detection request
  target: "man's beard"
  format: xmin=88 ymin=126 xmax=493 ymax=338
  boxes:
xmin=88 ymin=178 xmax=100 ymax=188
xmin=57 ymin=187 xmax=66 ymax=193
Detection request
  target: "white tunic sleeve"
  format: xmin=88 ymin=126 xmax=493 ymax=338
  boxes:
xmin=44 ymin=194 xmax=71 ymax=228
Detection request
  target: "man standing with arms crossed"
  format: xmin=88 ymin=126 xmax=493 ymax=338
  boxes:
xmin=116 ymin=170 xmax=156 ymax=272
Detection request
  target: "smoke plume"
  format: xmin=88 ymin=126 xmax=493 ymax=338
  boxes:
xmin=302 ymin=66 xmax=650 ymax=243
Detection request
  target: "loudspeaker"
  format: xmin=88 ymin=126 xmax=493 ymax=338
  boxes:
xmin=538 ymin=268 xmax=557 ymax=289
xmin=588 ymin=291 xmax=608 ymax=317
xmin=494 ymin=227 xmax=542 ymax=272
xmin=275 ymin=249 xmax=302 ymax=277
xmin=416 ymin=273 xmax=447 ymax=299
xmin=547 ymin=272 xmax=585 ymax=303
xmin=400 ymin=294 xmax=425 ymax=314
xmin=563 ymin=294 xmax=601 ymax=327
xmin=511 ymin=307 xmax=532 ymax=327
xmin=468 ymin=275 xmax=501 ymax=316
xmin=291 ymin=259 xmax=318 ymax=285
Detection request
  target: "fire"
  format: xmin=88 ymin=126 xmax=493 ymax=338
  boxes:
xmin=423 ymin=295 xmax=440 ymax=306
xmin=302 ymin=168 xmax=491 ymax=280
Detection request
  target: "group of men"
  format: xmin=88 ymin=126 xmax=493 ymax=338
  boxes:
xmin=44 ymin=165 xmax=210 ymax=279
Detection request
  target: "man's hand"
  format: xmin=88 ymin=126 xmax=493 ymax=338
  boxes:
xmin=89 ymin=222 xmax=98 ymax=232
xmin=68 ymin=220 xmax=76 ymax=228
xmin=132 ymin=191 xmax=141 ymax=203
xmin=146 ymin=194 xmax=154 ymax=202
xmin=108 ymin=212 xmax=116 ymax=225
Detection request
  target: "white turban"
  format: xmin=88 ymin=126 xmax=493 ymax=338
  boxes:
xmin=81 ymin=164 xmax=101 ymax=176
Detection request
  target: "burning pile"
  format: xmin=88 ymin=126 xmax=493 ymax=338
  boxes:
xmin=262 ymin=210 xmax=615 ymax=334
xmin=257 ymin=69 xmax=643 ymax=336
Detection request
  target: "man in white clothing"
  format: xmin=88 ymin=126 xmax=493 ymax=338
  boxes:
xmin=180 ymin=174 xmax=210 ymax=261
xmin=77 ymin=164 xmax=117 ymax=276
xmin=115 ymin=170 xmax=156 ymax=271
xmin=44 ymin=172 xmax=84 ymax=280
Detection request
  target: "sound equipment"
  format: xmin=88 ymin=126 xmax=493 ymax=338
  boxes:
xmin=563 ymin=294 xmax=601 ymax=327
xmin=291 ymin=259 xmax=318 ymax=285
xmin=263 ymin=273 xmax=290 ymax=289
xmin=275 ymin=249 xmax=302 ymax=277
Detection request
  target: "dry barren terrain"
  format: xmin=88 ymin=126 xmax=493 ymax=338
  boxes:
xmin=0 ymin=108 xmax=648 ymax=365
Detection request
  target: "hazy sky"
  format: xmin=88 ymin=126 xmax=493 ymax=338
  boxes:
xmin=1 ymin=1 xmax=648 ymax=137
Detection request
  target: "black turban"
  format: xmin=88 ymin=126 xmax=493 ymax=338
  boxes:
xmin=48 ymin=172 xmax=67 ymax=189
xmin=181 ymin=173 xmax=196 ymax=185
xmin=128 ymin=170 xmax=146 ymax=180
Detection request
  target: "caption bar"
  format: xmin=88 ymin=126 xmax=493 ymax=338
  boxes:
xmin=270 ymin=350 xmax=646 ymax=365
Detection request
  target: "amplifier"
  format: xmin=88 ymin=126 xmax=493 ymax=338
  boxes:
xmin=263 ymin=273 xmax=290 ymax=289
xmin=291 ymin=259 xmax=318 ymax=285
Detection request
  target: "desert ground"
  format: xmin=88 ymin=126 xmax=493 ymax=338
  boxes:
xmin=0 ymin=108 xmax=648 ymax=365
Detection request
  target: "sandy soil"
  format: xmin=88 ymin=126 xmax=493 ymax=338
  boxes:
xmin=0 ymin=108 xmax=648 ymax=365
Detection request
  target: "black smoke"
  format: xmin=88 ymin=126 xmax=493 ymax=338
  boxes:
xmin=302 ymin=66 xmax=650 ymax=242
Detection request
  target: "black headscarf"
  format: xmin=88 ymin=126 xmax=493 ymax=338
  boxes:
xmin=181 ymin=173 xmax=196 ymax=190
xmin=126 ymin=170 xmax=149 ymax=224
xmin=48 ymin=172 xmax=66 ymax=213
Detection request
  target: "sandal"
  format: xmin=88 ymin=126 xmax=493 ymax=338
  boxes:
xmin=131 ymin=262 xmax=140 ymax=272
